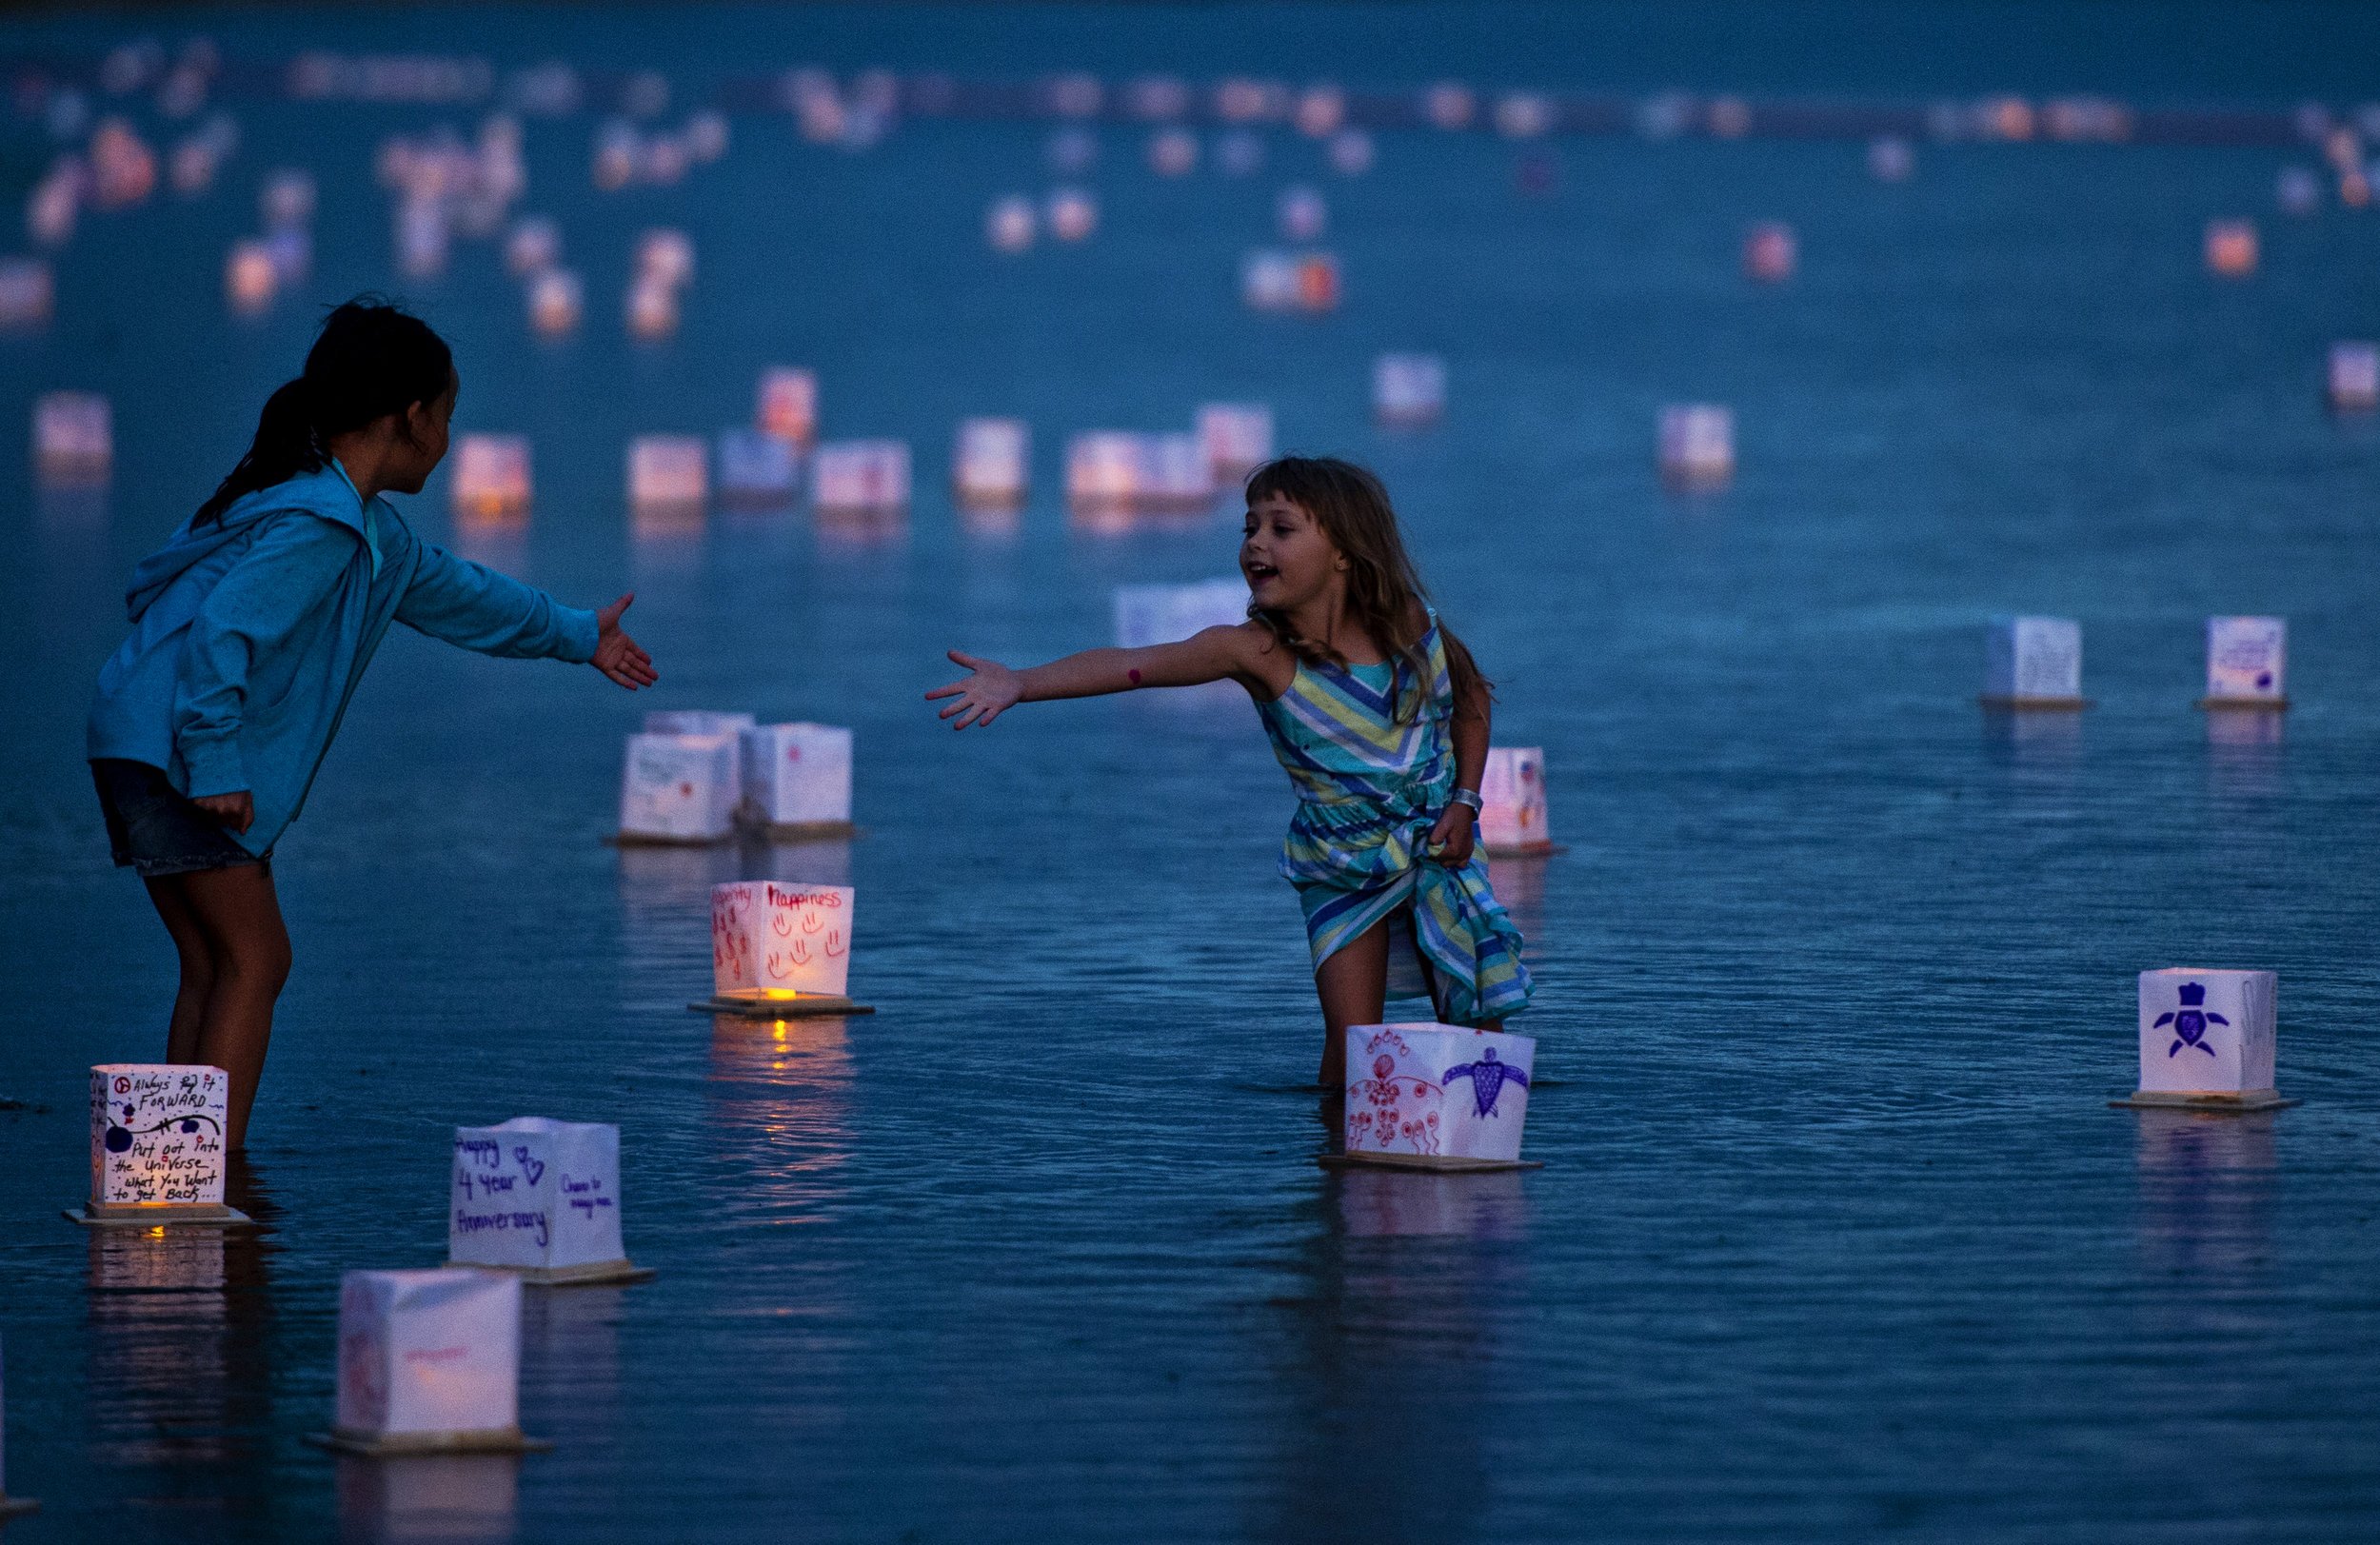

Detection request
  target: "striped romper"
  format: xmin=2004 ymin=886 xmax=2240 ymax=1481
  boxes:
xmin=1255 ymin=609 xmax=1533 ymax=1025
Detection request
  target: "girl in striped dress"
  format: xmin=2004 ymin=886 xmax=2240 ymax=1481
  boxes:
xmin=928 ymin=456 xmax=1530 ymax=1086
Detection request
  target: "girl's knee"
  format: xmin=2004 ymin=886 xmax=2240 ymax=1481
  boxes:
xmin=213 ymin=933 xmax=292 ymax=992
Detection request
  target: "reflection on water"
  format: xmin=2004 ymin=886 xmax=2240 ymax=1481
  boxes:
xmin=1981 ymin=706 xmax=2082 ymax=760
xmin=956 ymin=502 xmax=1022 ymax=538
xmin=336 ymin=1454 xmax=519 ymax=1545
xmin=756 ymin=838 xmax=851 ymax=889
xmin=706 ymin=1015 xmax=855 ymax=1225
xmin=811 ymin=509 xmax=908 ymax=552
xmin=1262 ymin=1172 xmax=1533 ymax=1542
xmin=520 ymin=1286 xmax=624 ymax=1450
xmin=82 ymin=1160 xmax=280 ymax=1476
xmin=1483 ymin=855 xmax=1547 ymax=959
xmin=2206 ymin=710 xmax=2284 ymax=801
xmin=2133 ymin=1110 xmax=2277 ymax=1283
xmin=449 ymin=521 xmax=528 ymax=572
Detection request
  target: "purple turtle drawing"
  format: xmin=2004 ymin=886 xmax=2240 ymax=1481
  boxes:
xmin=2154 ymin=981 xmax=2227 ymax=1058
xmin=1442 ymin=1045 xmax=1530 ymax=1118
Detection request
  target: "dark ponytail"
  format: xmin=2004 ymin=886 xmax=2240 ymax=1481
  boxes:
xmin=196 ymin=295 xmax=454 ymax=525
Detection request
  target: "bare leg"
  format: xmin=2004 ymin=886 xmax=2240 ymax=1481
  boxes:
xmin=143 ymin=874 xmax=218 ymax=1064
xmin=1313 ymin=920 xmax=1390 ymax=1089
xmin=172 ymin=863 xmax=292 ymax=1151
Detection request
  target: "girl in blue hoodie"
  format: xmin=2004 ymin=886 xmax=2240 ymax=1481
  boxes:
xmin=88 ymin=298 xmax=657 ymax=1148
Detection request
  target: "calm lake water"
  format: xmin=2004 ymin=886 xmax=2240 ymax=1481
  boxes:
xmin=4 ymin=4 xmax=2379 ymax=1541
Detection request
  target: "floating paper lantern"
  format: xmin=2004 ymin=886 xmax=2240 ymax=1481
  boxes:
xmin=645 ymin=710 xmax=757 ymax=739
xmin=1658 ymin=404 xmax=1735 ymax=487
xmin=260 ymin=168 xmax=315 ymax=230
xmin=1327 ymin=129 xmax=1374 ymax=176
xmin=1147 ymin=433 xmax=1216 ymax=512
xmin=396 ymin=199 xmax=448 ymax=278
xmin=2276 ymin=165 xmax=2321 ymax=215
xmin=89 ymin=118 xmax=156 ymax=208
xmin=450 ymin=434 xmax=530 ymax=523
xmin=2328 ymin=341 xmax=2377 ymax=411
xmin=2205 ymin=219 xmax=2257 ymax=278
xmin=33 ymin=390 xmax=110 ymax=486
xmin=1214 ymin=130 xmax=1264 ymax=176
xmin=1146 ymin=129 xmax=1198 ymax=176
xmin=1068 ymin=432 xmax=1146 ymax=518
xmin=320 ymin=1269 xmax=541 ymax=1455
xmin=757 ymin=366 xmax=817 ymax=447
xmin=1478 ymin=747 xmax=1554 ymax=857
xmin=1045 ymin=187 xmax=1098 ymax=242
xmin=1708 ymin=96 xmax=1753 ymax=137
xmin=449 ymin=1119 xmax=644 ymax=1283
xmin=1424 ymin=82 xmax=1475 ymax=130
xmin=738 ymin=723 xmax=854 ymax=834
xmin=225 ymin=239 xmax=276 ymax=314
xmin=1046 ymin=127 xmax=1098 ymax=173
xmin=953 ymin=417 xmax=1029 ymax=507
xmin=0 ymin=259 xmax=52 ymax=328
xmin=625 ymin=274 xmax=678 ymax=341
xmin=1214 ymin=78 xmax=1286 ymax=124
xmin=627 ymin=435 xmax=706 ymax=513
xmin=1341 ymin=1023 xmax=1537 ymax=1171
xmin=504 ymin=215 xmax=559 ymax=276
xmin=985 ymin=194 xmax=1036 ymax=253
xmin=2200 ymin=616 xmax=2286 ymax=708
xmin=711 ymin=881 xmax=856 ymax=1000
xmin=1126 ymin=75 xmax=1191 ymax=121
xmin=72 ymin=1064 xmax=240 ymax=1225
xmin=715 ymin=428 xmax=796 ymax=507
xmin=527 ymin=268 xmax=581 ymax=336
xmin=26 ymin=163 xmax=79 ymax=247
xmin=1297 ymin=253 xmax=1339 ymax=310
xmin=635 ymin=228 xmax=693 ymax=287
xmin=1197 ymin=403 xmax=1273 ymax=484
xmin=617 ymin=732 xmax=739 ymax=842
xmin=1295 ymin=85 xmax=1345 ymax=138
xmin=263 ymin=227 xmax=310 ymax=284
xmin=811 ymin=440 xmax=910 ymax=517
xmin=2115 ymin=970 xmax=2287 ymax=1112
xmin=1983 ymin=615 xmax=2085 ymax=708
xmin=1494 ymin=92 xmax=1555 ymax=139
xmin=1374 ymin=353 xmax=1447 ymax=428
xmin=1241 ymin=250 xmax=1302 ymax=311
xmin=1869 ymin=135 xmax=1914 ymax=182
xmin=1277 ymin=185 xmax=1326 ymax=241
xmin=1042 ymin=72 xmax=1103 ymax=118
xmin=1113 ymin=580 xmax=1248 ymax=647
xmin=684 ymin=109 xmax=730 ymax=163
xmin=1743 ymin=221 xmax=1796 ymax=283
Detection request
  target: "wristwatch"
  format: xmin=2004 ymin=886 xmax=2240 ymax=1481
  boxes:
xmin=1449 ymin=787 xmax=1483 ymax=812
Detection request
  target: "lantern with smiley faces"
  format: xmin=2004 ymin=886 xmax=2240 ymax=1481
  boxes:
xmin=704 ymin=881 xmax=864 ymax=1017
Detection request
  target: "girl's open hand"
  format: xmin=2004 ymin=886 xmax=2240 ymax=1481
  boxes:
xmin=593 ymin=593 xmax=658 ymax=690
xmin=927 ymin=650 xmax=1021 ymax=729
xmin=193 ymin=790 xmax=255 ymax=834
xmin=1424 ymin=804 xmax=1476 ymax=867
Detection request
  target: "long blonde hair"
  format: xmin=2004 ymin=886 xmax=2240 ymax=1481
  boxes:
xmin=1242 ymin=456 xmax=1492 ymax=725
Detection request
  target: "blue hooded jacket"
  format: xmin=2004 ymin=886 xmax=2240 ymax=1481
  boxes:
xmin=87 ymin=463 xmax=598 ymax=855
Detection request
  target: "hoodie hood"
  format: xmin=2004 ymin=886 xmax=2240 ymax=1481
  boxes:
xmin=126 ymin=464 xmax=370 ymax=623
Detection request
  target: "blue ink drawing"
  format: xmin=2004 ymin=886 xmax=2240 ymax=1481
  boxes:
xmin=1442 ymin=1045 xmax=1529 ymax=1118
xmin=2155 ymin=982 xmax=2227 ymax=1058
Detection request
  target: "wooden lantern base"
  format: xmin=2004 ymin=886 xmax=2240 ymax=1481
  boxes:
xmin=606 ymin=830 xmax=734 ymax=849
xmin=2196 ymin=697 xmax=2290 ymax=712
xmin=1979 ymin=694 xmax=2092 ymax=711
xmin=1482 ymin=840 xmax=1568 ymax=860
xmin=2110 ymin=1088 xmax=2298 ymax=1114
xmin=64 ymin=1201 xmax=254 ymax=1229
xmin=441 ymin=1258 xmax=656 ymax=1287
xmin=304 ymin=1425 xmax=552 ymax=1458
xmin=692 ymin=993 xmax=875 ymax=1020
xmin=0 ymin=1495 xmax=40 ymax=1518
xmin=1317 ymin=1152 xmax=1544 ymax=1174
xmin=743 ymin=819 xmax=861 ymax=843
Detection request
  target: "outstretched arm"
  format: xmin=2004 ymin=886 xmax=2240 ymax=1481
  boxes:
xmin=926 ymin=624 xmax=1270 ymax=729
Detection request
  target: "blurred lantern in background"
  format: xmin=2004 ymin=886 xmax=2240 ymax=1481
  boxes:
xmin=2329 ymin=342 xmax=2378 ymax=412
xmin=451 ymin=434 xmax=531 ymax=525
xmin=1045 ymin=188 xmax=1097 ymax=243
xmin=2205 ymin=219 xmax=2257 ymax=278
xmin=1277 ymin=185 xmax=1326 ymax=241
xmin=1659 ymin=404 xmax=1735 ymax=488
xmin=985 ymin=194 xmax=1036 ymax=253
xmin=1327 ymin=129 xmax=1374 ymax=176
xmin=225 ymin=238 xmax=276 ymax=314
xmin=1743 ymin=221 xmax=1797 ymax=283
xmin=757 ymin=367 xmax=818 ymax=448
xmin=1868 ymin=135 xmax=1914 ymax=182
xmin=527 ymin=268 xmax=581 ymax=337
xmin=1423 ymin=82 xmax=1475 ymax=130
xmin=1146 ymin=129 xmax=1198 ymax=177
xmin=2276 ymin=165 xmax=2320 ymax=215
xmin=1373 ymin=353 xmax=1446 ymax=429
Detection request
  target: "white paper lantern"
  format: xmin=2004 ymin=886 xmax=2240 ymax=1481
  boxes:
xmin=2328 ymin=342 xmax=2377 ymax=411
xmin=1342 ymin=1023 xmax=1537 ymax=1170
xmin=1146 ymin=129 xmax=1199 ymax=176
xmin=260 ymin=168 xmax=316 ymax=230
xmin=1743 ymin=221 xmax=1797 ymax=282
xmin=449 ymin=434 xmax=530 ymax=523
xmin=811 ymin=440 xmax=909 ymax=516
xmin=953 ymin=417 xmax=1029 ymax=507
xmin=1113 ymin=580 xmax=1248 ymax=648
xmin=225 ymin=239 xmax=277 ymax=314
xmin=1197 ymin=404 xmax=1273 ymax=484
xmin=32 ymin=390 xmax=110 ymax=486
xmin=1478 ymin=747 xmax=1554 ymax=855
xmin=985 ymin=194 xmax=1036 ymax=253
xmin=504 ymin=215 xmax=560 ymax=276
xmin=2200 ymin=616 xmax=2286 ymax=706
xmin=1045 ymin=188 xmax=1097 ymax=242
xmin=739 ymin=723 xmax=853 ymax=831
xmin=645 ymin=709 xmax=755 ymax=739
xmin=2118 ymin=970 xmax=2287 ymax=1111
xmin=625 ymin=274 xmax=678 ymax=341
xmin=1067 ymin=431 xmax=1148 ymax=516
xmin=325 ymin=1269 xmax=536 ymax=1453
xmin=1241 ymin=249 xmax=1302 ymax=312
xmin=715 ymin=428 xmax=797 ymax=506
xmin=449 ymin=1119 xmax=641 ymax=1282
xmin=2205 ymin=219 xmax=2257 ymax=278
xmin=1423 ymin=82 xmax=1475 ymax=130
xmin=711 ymin=881 xmax=855 ymax=1000
xmin=756 ymin=366 xmax=817 ymax=447
xmin=2277 ymin=165 xmax=2322 ymax=215
xmin=396 ymin=199 xmax=448 ymax=278
xmin=527 ymin=268 xmax=582 ymax=337
xmin=76 ymin=1064 xmax=238 ymax=1223
xmin=627 ymin=435 xmax=706 ymax=510
xmin=617 ymin=732 xmax=738 ymax=842
xmin=0 ymin=257 xmax=54 ymax=328
xmin=1658 ymin=404 xmax=1735 ymax=486
xmin=1983 ymin=615 xmax=2084 ymax=706
xmin=1374 ymin=353 xmax=1447 ymax=428
xmin=1146 ymin=432 xmax=1215 ymax=511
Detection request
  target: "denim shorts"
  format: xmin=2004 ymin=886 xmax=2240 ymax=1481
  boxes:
xmin=91 ymin=759 xmax=268 ymax=878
